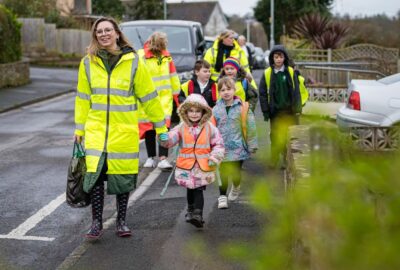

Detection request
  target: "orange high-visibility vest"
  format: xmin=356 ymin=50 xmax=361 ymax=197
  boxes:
xmin=176 ymin=122 xmax=214 ymax=172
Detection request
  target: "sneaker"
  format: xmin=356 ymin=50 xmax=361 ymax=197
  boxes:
xmin=185 ymin=204 xmax=194 ymax=223
xmin=217 ymin=195 xmax=228 ymax=209
xmin=228 ymin=185 xmax=241 ymax=201
xmin=188 ymin=209 xmax=204 ymax=228
xmin=157 ymin=159 xmax=173 ymax=170
xmin=143 ymin=157 xmax=155 ymax=168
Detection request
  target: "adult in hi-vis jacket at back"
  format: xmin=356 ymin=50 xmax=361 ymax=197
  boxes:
xmin=137 ymin=32 xmax=181 ymax=170
xmin=74 ymin=17 xmax=168 ymax=239
xmin=203 ymin=30 xmax=253 ymax=85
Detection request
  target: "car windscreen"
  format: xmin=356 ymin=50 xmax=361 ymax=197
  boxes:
xmin=378 ymin=73 xmax=400 ymax=85
xmin=121 ymin=25 xmax=192 ymax=54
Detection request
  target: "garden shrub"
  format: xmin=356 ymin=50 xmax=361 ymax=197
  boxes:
xmin=0 ymin=4 xmax=21 ymax=63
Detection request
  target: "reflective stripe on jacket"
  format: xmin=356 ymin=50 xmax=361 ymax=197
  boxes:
xmin=176 ymin=122 xmax=214 ymax=172
xmin=74 ymin=52 xmax=167 ymax=174
xmin=203 ymin=40 xmax=250 ymax=81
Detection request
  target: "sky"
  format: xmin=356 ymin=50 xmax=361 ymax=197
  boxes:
xmin=168 ymin=0 xmax=400 ymax=17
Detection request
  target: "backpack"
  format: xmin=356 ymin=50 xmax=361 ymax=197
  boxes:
xmin=211 ymin=101 xmax=250 ymax=141
xmin=188 ymin=80 xmax=217 ymax=102
xmin=241 ymin=78 xmax=258 ymax=111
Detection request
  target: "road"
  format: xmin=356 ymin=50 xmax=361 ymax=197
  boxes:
xmin=0 ymin=69 xmax=278 ymax=269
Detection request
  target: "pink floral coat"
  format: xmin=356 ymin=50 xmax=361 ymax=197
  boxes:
xmin=159 ymin=94 xmax=225 ymax=189
xmin=160 ymin=122 xmax=225 ymax=189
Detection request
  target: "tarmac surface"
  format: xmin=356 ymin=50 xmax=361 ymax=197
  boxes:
xmin=0 ymin=67 xmax=77 ymax=113
xmin=0 ymin=67 xmax=343 ymax=269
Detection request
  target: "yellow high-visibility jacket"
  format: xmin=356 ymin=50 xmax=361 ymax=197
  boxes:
xmin=137 ymin=44 xmax=181 ymax=137
xmin=265 ymin=66 xmax=308 ymax=106
xmin=204 ymin=40 xmax=250 ymax=81
xmin=74 ymin=50 xmax=167 ymax=175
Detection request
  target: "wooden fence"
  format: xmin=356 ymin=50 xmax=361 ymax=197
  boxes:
xmin=288 ymin=44 xmax=399 ymax=86
xmin=18 ymin=18 xmax=91 ymax=57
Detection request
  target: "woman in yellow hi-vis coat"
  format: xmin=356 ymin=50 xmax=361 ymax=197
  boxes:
xmin=74 ymin=17 xmax=167 ymax=239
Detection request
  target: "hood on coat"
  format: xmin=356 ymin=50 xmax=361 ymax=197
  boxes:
xmin=268 ymin=44 xmax=290 ymax=68
xmin=177 ymin=94 xmax=212 ymax=127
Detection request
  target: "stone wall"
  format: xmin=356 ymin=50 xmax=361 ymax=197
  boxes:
xmin=0 ymin=60 xmax=30 ymax=88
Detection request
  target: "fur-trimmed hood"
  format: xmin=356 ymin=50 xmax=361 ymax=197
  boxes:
xmin=177 ymin=94 xmax=212 ymax=127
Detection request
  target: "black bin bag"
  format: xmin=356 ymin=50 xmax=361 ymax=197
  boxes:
xmin=66 ymin=141 xmax=90 ymax=207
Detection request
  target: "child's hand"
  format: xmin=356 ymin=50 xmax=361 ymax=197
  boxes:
xmin=208 ymin=156 xmax=219 ymax=167
xmin=159 ymin=133 xmax=169 ymax=141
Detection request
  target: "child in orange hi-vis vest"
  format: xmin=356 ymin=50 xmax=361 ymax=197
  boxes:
xmin=158 ymin=94 xmax=225 ymax=228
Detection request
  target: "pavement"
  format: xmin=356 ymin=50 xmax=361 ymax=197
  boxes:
xmin=302 ymin=101 xmax=344 ymax=120
xmin=0 ymin=67 xmax=78 ymax=113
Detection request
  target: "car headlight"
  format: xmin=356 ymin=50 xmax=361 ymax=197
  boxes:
xmin=178 ymin=71 xmax=193 ymax=82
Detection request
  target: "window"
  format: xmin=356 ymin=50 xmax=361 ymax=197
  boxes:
xmin=122 ymin=25 xmax=192 ymax=54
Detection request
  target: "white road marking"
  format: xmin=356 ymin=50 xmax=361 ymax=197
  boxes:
xmin=0 ymin=193 xmax=65 ymax=241
xmin=0 ymin=139 xmax=147 ymax=242
xmin=56 ymin=167 xmax=163 ymax=270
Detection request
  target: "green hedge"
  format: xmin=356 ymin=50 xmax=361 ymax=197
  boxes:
xmin=0 ymin=5 xmax=21 ymax=64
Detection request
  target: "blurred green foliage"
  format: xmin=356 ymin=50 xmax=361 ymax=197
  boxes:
xmin=0 ymin=4 xmax=21 ymax=63
xmin=222 ymin=123 xmax=400 ymax=269
xmin=92 ymin=0 xmax=125 ymax=20
xmin=254 ymin=0 xmax=333 ymax=42
xmin=3 ymin=0 xmax=79 ymax=28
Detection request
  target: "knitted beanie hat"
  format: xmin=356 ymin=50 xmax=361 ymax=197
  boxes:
xmin=223 ymin=57 xmax=240 ymax=71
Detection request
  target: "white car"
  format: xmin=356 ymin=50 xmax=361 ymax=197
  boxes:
xmin=337 ymin=73 xmax=400 ymax=130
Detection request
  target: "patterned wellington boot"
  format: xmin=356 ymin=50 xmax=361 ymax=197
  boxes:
xmin=185 ymin=204 xmax=194 ymax=223
xmin=116 ymin=193 xmax=132 ymax=237
xmin=189 ymin=209 xmax=204 ymax=228
xmin=85 ymin=183 xmax=104 ymax=239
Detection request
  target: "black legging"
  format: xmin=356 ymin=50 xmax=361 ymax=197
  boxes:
xmin=219 ymin=161 xmax=243 ymax=196
xmin=144 ymin=130 xmax=169 ymax=157
xmin=91 ymin=155 xmax=129 ymax=223
xmin=187 ymin=187 xmax=205 ymax=210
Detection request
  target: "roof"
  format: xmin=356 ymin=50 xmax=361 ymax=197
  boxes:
xmin=167 ymin=1 xmax=219 ymax=25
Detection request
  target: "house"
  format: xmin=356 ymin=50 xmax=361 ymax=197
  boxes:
xmin=167 ymin=1 xmax=228 ymax=37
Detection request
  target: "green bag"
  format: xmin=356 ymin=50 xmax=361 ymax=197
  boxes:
xmin=66 ymin=141 xmax=90 ymax=208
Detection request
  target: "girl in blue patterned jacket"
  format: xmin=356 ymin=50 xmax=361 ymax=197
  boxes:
xmin=212 ymin=76 xmax=258 ymax=209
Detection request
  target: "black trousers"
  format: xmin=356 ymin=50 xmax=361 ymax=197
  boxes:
xmin=270 ymin=113 xmax=296 ymax=166
xmin=219 ymin=161 xmax=243 ymax=196
xmin=187 ymin=187 xmax=205 ymax=211
xmin=144 ymin=130 xmax=169 ymax=158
